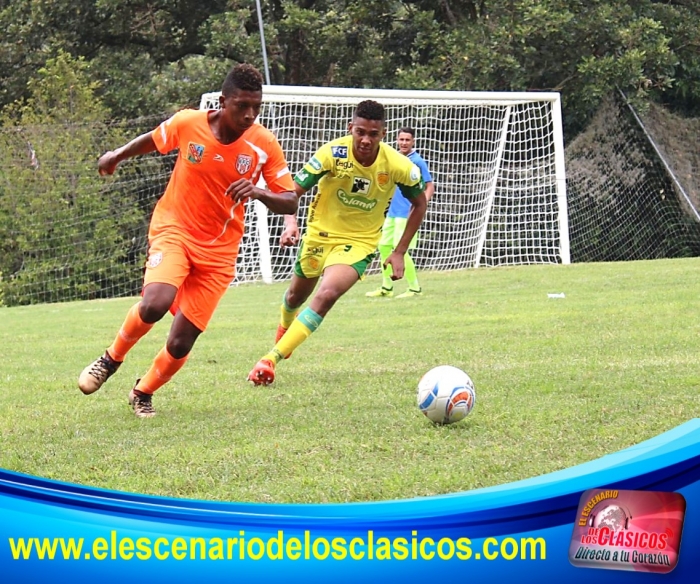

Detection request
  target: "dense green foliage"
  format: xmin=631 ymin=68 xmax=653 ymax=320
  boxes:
xmin=566 ymin=95 xmax=700 ymax=262
xmin=0 ymin=53 xmax=152 ymax=305
xmin=1 ymin=2 xmax=698 ymax=306
xmin=1 ymin=1 xmax=699 ymax=131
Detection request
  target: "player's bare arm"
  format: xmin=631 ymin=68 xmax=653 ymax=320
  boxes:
xmin=279 ymin=183 xmax=306 ymax=246
xmin=384 ymin=191 xmax=428 ymax=279
xmin=424 ymin=180 xmax=435 ymax=202
xmin=98 ymin=132 xmax=157 ymax=176
xmin=280 ymin=215 xmax=300 ymax=247
xmin=225 ymin=178 xmax=298 ymax=215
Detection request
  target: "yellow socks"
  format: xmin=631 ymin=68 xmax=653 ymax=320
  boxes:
xmin=264 ymin=307 xmax=324 ymax=364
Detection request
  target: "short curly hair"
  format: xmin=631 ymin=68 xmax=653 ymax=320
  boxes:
xmin=221 ymin=64 xmax=264 ymax=96
xmin=354 ymin=100 xmax=385 ymax=123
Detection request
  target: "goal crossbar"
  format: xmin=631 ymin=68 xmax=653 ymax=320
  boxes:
xmin=201 ymin=86 xmax=562 ymax=108
xmin=200 ymin=86 xmax=569 ymax=285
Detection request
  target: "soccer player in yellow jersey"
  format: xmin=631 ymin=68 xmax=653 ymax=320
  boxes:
xmin=248 ymin=100 xmax=427 ymax=386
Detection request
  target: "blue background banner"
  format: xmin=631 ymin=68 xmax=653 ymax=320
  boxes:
xmin=2 ymin=419 xmax=699 ymax=582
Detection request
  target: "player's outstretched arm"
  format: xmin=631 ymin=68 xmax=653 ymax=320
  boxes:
xmin=98 ymin=132 xmax=157 ymax=176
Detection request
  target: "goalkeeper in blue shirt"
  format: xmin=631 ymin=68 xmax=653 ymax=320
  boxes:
xmin=366 ymin=127 xmax=434 ymax=298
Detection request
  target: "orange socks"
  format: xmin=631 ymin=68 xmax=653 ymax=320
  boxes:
xmin=107 ymin=302 xmax=154 ymax=362
xmin=136 ymin=347 xmax=189 ymax=394
xmin=107 ymin=302 xmax=188 ymax=394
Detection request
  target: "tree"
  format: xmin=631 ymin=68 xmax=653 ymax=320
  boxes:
xmin=647 ymin=0 xmax=700 ymax=116
xmin=0 ymin=0 xmax=230 ymax=118
xmin=0 ymin=51 xmax=146 ymax=305
xmin=392 ymin=1 xmax=679 ymax=136
xmin=2 ymin=1 xmax=698 ymax=133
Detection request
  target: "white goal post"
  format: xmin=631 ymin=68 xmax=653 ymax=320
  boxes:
xmin=200 ymin=86 xmax=569 ymax=284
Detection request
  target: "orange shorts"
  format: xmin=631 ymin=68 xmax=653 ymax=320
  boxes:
xmin=143 ymin=232 xmax=236 ymax=332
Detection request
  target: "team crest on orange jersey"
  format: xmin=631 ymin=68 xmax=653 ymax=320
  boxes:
xmin=377 ymin=171 xmax=389 ymax=186
xmin=236 ymin=154 xmax=253 ymax=175
xmin=186 ymin=142 xmax=205 ymax=164
xmin=146 ymin=252 xmax=163 ymax=269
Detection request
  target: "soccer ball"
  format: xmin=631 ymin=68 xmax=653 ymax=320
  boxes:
xmin=417 ymin=365 xmax=476 ymax=425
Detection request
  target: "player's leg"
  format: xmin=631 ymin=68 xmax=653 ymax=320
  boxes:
xmin=78 ymin=238 xmax=186 ymax=395
xmin=276 ymin=272 xmax=318 ymax=351
xmin=128 ymin=250 xmax=234 ymax=418
xmin=273 ymin=234 xmax=320 ymax=353
xmin=246 ymin=274 xmax=316 ymax=386
xmin=250 ymin=265 xmax=358 ymax=385
xmin=249 ymin=236 xmax=323 ymax=384
xmin=250 ymin=242 xmax=374 ymax=385
xmin=366 ymin=217 xmax=395 ymax=297
xmin=309 ymin=263 xmax=360 ymax=314
xmin=277 ymin=263 xmax=362 ymax=355
xmin=129 ymin=312 xmax=201 ymax=418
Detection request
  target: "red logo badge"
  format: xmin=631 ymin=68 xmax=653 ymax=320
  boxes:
xmin=569 ymin=488 xmax=686 ymax=573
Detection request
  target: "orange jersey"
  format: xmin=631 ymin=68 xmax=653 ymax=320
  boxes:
xmin=151 ymin=109 xmax=294 ymax=252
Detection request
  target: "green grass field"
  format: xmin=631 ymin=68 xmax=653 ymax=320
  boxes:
xmin=1 ymin=258 xmax=699 ymax=503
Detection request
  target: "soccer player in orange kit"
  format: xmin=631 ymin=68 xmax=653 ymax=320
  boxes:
xmin=78 ymin=63 xmax=297 ymax=417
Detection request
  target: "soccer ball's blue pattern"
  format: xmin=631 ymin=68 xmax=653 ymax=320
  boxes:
xmin=417 ymin=365 xmax=476 ymax=425
xmin=417 ymin=384 xmax=439 ymax=410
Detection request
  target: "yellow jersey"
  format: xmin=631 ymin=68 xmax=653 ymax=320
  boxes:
xmin=294 ymin=135 xmax=425 ymax=246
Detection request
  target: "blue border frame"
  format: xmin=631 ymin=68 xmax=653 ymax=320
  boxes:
xmin=2 ymin=419 xmax=699 ymax=582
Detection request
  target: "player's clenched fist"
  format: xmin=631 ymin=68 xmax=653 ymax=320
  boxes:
xmin=225 ymin=178 xmax=256 ymax=203
xmin=98 ymin=151 xmax=120 ymax=176
xmin=279 ymin=225 xmax=299 ymax=247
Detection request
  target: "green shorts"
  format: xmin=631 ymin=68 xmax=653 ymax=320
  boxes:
xmin=379 ymin=217 xmax=418 ymax=249
xmin=294 ymin=233 xmax=377 ymax=279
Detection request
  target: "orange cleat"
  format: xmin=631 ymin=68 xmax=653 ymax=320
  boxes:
xmin=248 ymin=359 xmax=276 ymax=386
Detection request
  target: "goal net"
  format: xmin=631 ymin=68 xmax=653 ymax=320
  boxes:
xmin=565 ymin=94 xmax=700 ymax=262
xmin=6 ymin=87 xmax=697 ymax=308
xmin=199 ymin=87 xmax=570 ymax=284
xmin=0 ymin=88 xmax=567 ymax=306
